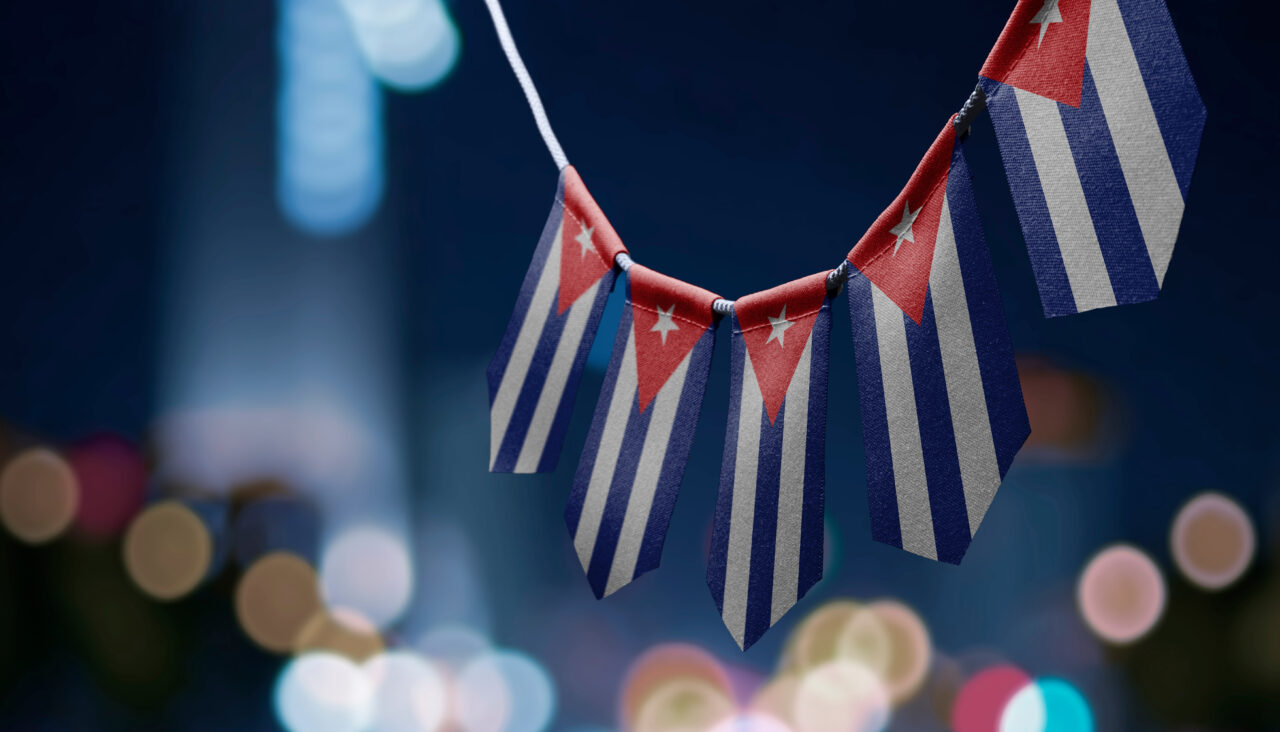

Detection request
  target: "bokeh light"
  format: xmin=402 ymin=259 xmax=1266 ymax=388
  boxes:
xmin=951 ymin=665 xmax=1032 ymax=732
xmin=998 ymin=680 xmax=1045 ymax=732
xmin=122 ymin=500 xmax=213 ymax=600
xmin=834 ymin=605 xmax=892 ymax=679
xmin=363 ymin=650 xmax=448 ymax=732
xmin=723 ymin=664 xmax=767 ymax=706
xmin=487 ymin=651 xmax=556 ymax=732
xmin=417 ymin=624 xmax=491 ymax=671
xmin=1171 ymin=492 xmax=1255 ymax=590
xmin=749 ymin=674 xmax=800 ymax=724
xmin=1077 ymin=545 xmax=1166 ymax=645
xmin=454 ymin=651 xmax=513 ymax=732
xmin=781 ymin=600 xmax=864 ymax=674
xmin=278 ymin=0 xmax=384 ymax=235
xmin=67 ymin=434 xmax=147 ymax=539
xmin=0 ymin=447 xmax=78 ymax=544
xmin=621 ymin=643 xmax=732 ymax=728
xmin=793 ymin=660 xmax=891 ymax=732
xmin=632 ymin=677 xmax=737 ymax=732
xmin=1000 ymin=678 xmax=1094 ymax=732
xmin=1017 ymin=359 xmax=1107 ymax=458
xmin=339 ymin=0 xmax=460 ymax=91
xmin=709 ymin=713 xmax=793 ymax=732
xmin=236 ymin=551 xmax=324 ymax=653
xmin=295 ymin=606 xmax=385 ymax=661
xmin=320 ymin=524 xmax=413 ymax=629
xmin=925 ymin=655 xmax=966 ymax=727
xmin=1037 ymin=679 xmax=1093 ymax=732
xmin=275 ymin=651 xmax=374 ymax=732
xmin=862 ymin=601 xmax=932 ymax=705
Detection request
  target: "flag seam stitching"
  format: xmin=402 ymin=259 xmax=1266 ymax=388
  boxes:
xmin=631 ymin=302 xmax=719 ymax=329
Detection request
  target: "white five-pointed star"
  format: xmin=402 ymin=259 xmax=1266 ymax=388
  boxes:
xmin=1029 ymin=0 xmax=1063 ymax=48
xmin=575 ymin=225 xmax=596 ymax=258
xmin=765 ymin=305 xmax=795 ymax=347
xmin=889 ymin=201 xmax=921 ymax=255
xmin=650 ymin=304 xmax=680 ymax=345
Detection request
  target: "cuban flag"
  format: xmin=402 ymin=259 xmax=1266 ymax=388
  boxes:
xmin=847 ymin=120 xmax=959 ymax=325
xmin=979 ymin=0 xmax=1205 ymax=316
xmin=488 ymin=166 xmax=628 ymax=473
xmin=565 ymin=265 xmax=720 ymax=598
xmin=848 ymin=139 xmax=1030 ymax=564
xmin=708 ymin=273 xmax=830 ymax=650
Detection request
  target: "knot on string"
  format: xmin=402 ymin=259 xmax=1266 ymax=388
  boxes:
xmin=953 ymin=83 xmax=987 ymax=140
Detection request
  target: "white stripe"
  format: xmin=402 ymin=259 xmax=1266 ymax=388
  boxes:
xmin=490 ymin=223 xmax=562 ymax=468
xmin=1087 ymin=0 xmax=1184 ymax=285
xmin=513 ymin=276 xmax=602 ymax=472
xmin=930 ymin=193 xmax=1001 ymax=537
xmin=871 ymin=284 xmax=937 ymax=561
xmin=602 ymin=346 xmax=695 ymax=596
xmin=572 ymin=326 xmax=637 ymax=572
xmin=723 ymin=347 xmax=763 ymax=648
xmin=1013 ymin=88 xmax=1118 ymax=313
xmin=771 ymin=330 xmax=813 ymax=624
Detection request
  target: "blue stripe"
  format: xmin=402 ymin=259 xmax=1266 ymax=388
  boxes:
xmin=798 ymin=301 xmax=829 ymax=599
xmin=980 ymin=77 xmax=1079 ymax=318
xmin=535 ymin=271 xmax=617 ymax=472
xmin=706 ymin=314 xmax=745 ymax=615
xmin=1060 ymin=64 xmax=1160 ymax=305
xmin=585 ymin=384 xmax=654 ymax=598
xmin=846 ymin=273 xmax=902 ymax=550
xmin=903 ymin=292 xmax=973 ymax=565
xmin=633 ymin=328 xmax=718 ymax=580
xmin=491 ymin=284 xmax=573 ymax=472
xmin=564 ymin=287 xmax=633 ymax=537
xmin=744 ymin=392 xmax=783 ymax=649
xmin=1116 ymin=0 xmax=1206 ymax=199
xmin=948 ymin=144 xmax=1030 ymax=477
xmin=486 ymin=180 xmax=565 ymax=400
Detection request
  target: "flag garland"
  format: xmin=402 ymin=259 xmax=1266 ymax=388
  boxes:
xmin=566 ymin=265 xmax=720 ymax=599
xmin=979 ymin=0 xmax=1206 ymax=316
xmin=487 ymin=165 xmax=627 ymax=474
xmin=708 ymin=274 xmax=831 ymax=650
xmin=483 ymin=0 xmax=1204 ymax=648
xmin=848 ymin=140 xmax=1029 ymax=565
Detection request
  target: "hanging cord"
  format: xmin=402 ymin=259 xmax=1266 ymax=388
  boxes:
xmin=483 ymin=0 xmax=986 ymax=315
xmin=482 ymin=0 xmax=569 ymax=169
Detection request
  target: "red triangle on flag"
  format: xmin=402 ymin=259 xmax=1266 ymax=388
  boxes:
xmin=735 ymin=272 xmax=830 ymax=424
xmin=980 ymin=0 xmax=1091 ymax=107
xmin=557 ymin=166 xmax=629 ymax=315
xmin=847 ymin=120 xmax=955 ymax=324
xmin=629 ymin=265 xmax=720 ymax=413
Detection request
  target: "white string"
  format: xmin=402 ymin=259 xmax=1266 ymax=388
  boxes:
xmin=483 ymin=0 xmax=569 ymax=170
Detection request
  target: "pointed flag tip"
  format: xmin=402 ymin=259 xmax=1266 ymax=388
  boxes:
xmin=589 ymin=579 xmax=608 ymax=600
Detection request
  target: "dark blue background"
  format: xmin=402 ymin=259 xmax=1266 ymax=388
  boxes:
xmin=1 ymin=1 xmax=1277 ymax=729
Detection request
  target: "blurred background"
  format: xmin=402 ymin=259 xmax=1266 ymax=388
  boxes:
xmin=0 ymin=0 xmax=1277 ymax=730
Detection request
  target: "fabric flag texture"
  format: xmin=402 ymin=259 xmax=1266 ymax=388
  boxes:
xmin=488 ymin=165 xmax=628 ymax=473
xmin=848 ymin=141 xmax=1030 ymax=565
xmin=847 ymin=119 xmax=959 ymax=324
xmin=709 ymin=273 xmax=831 ymax=650
xmin=980 ymin=0 xmax=1205 ymax=317
xmin=565 ymin=265 xmax=721 ymax=598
